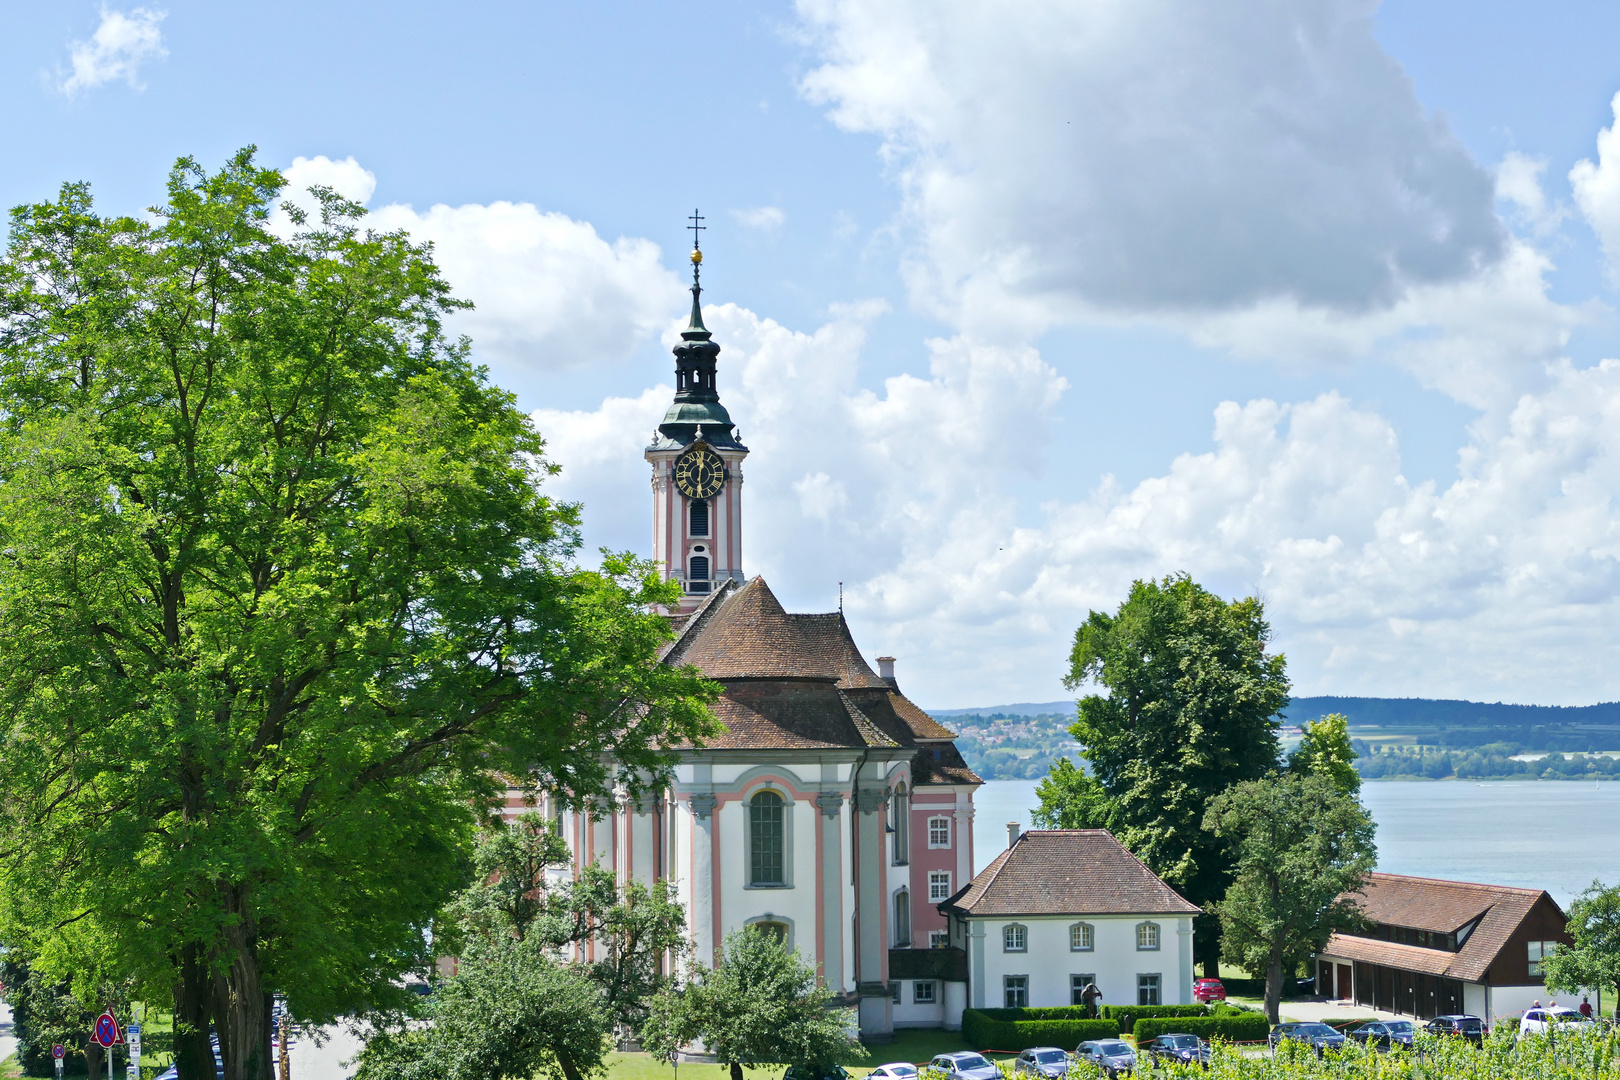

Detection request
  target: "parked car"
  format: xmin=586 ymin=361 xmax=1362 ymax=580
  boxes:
xmin=1296 ymin=975 xmax=1317 ymax=996
xmin=865 ymin=1064 xmax=920 ymax=1080
xmin=1074 ymin=1039 xmax=1135 ymax=1077
xmin=1141 ymin=1034 xmax=1212 ymax=1069
xmin=1347 ymin=1020 xmax=1416 ymax=1051
xmin=783 ymin=1068 xmax=849 ymax=1080
xmin=1520 ymin=1007 xmax=1596 ymax=1036
xmin=928 ymin=1053 xmax=1002 ymax=1080
xmin=1425 ymin=1014 xmax=1486 ymax=1046
xmin=1014 ymin=1048 xmax=1070 ymax=1078
xmin=1269 ymin=1022 xmax=1347 ymax=1055
xmin=1192 ymin=978 xmax=1227 ymax=1003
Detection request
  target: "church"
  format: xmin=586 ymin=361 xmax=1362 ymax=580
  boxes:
xmin=536 ymin=240 xmax=983 ymax=1039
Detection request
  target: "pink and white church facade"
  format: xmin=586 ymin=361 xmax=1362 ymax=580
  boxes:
xmin=533 ymin=250 xmax=982 ymax=1039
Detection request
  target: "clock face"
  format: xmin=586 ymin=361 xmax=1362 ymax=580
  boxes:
xmin=674 ymin=447 xmax=726 ymax=499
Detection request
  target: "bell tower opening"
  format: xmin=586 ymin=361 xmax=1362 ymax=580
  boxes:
xmin=644 ymin=211 xmax=749 ymax=613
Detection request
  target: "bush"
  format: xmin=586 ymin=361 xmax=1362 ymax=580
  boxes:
xmin=1133 ymin=1015 xmax=1271 ymax=1043
xmin=960 ymin=1010 xmax=1119 ymax=1051
xmin=1103 ymin=1004 xmax=1209 ymax=1031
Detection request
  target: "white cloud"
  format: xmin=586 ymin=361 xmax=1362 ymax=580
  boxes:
xmin=1497 ymin=152 xmax=1567 ymax=238
xmin=58 ymin=7 xmax=167 ymax=97
xmin=271 ymin=156 xmax=685 ymax=372
xmin=732 ymin=206 xmax=786 ymax=231
xmin=794 ymin=0 xmax=1590 ymax=407
xmin=1571 ymin=90 xmax=1620 ymax=280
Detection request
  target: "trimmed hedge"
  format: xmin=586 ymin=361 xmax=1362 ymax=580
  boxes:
xmin=1133 ymin=1015 xmax=1272 ymax=1043
xmin=961 ymin=1009 xmax=1119 ymax=1051
xmin=1103 ymin=1004 xmax=1209 ymax=1031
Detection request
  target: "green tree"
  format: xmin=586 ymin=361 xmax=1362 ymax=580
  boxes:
xmin=1037 ymin=573 xmax=1289 ymax=972
xmin=1203 ymin=773 xmax=1376 ymax=1023
xmin=0 ymin=152 xmax=718 ymax=1080
xmin=1032 ymin=758 xmax=1114 ymax=830
xmin=354 ymin=934 xmax=610 ymax=1080
xmin=1288 ymin=714 xmax=1361 ymax=795
xmin=641 ymin=927 xmax=864 ymax=1080
xmin=1543 ymin=880 xmax=1620 ymax=1023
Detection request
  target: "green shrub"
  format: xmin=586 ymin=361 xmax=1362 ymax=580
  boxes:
xmin=960 ymin=1010 xmax=1119 ymax=1051
xmin=1103 ymin=1004 xmax=1208 ymax=1031
xmin=1133 ymin=1014 xmax=1271 ymax=1043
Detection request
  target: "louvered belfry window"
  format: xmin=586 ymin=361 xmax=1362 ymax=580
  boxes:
xmin=749 ymin=790 xmax=785 ymax=886
xmin=689 ymin=498 xmax=709 ymax=536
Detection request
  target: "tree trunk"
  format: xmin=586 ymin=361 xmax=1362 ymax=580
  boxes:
xmin=175 ymin=943 xmax=215 ymax=1080
xmin=1264 ymin=954 xmax=1284 ymax=1025
xmin=211 ymin=896 xmax=273 ymax=1080
xmin=729 ymin=1064 xmax=745 ymax=1080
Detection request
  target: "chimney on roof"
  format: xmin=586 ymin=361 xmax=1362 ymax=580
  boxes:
xmin=1007 ymin=822 xmax=1021 ymax=849
xmin=876 ymin=656 xmax=897 ymax=688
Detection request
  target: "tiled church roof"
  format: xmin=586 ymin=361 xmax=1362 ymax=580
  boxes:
xmin=660 ymin=577 xmax=983 ymax=782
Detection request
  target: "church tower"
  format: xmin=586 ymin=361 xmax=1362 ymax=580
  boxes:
xmin=646 ymin=213 xmax=748 ymax=614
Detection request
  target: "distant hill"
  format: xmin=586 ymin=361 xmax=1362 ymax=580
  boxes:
xmin=930 ymin=695 xmax=1620 ymax=755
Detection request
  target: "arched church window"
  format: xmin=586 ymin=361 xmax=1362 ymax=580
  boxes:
xmin=689 ymin=498 xmax=709 ymax=536
xmin=688 ymin=553 xmax=710 ymax=594
xmin=752 ymin=919 xmax=788 ymax=945
xmin=894 ymin=888 xmax=912 ymax=946
xmin=749 ymin=790 xmax=785 ymax=886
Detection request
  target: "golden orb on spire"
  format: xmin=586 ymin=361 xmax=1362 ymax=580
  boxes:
xmin=691 ymin=248 xmax=703 ymax=265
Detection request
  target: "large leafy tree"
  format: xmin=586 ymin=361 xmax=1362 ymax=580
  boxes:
xmin=1544 ymin=881 xmax=1620 ymax=1022
xmin=0 ymin=151 xmax=718 ymax=1080
xmin=641 ymin=927 xmax=865 ymax=1080
xmin=1287 ymin=713 xmax=1360 ymax=795
xmin=1035 ymin=573 xmax=1289 ymax=971
xmin=1203 ymin=773 xmax=1376 ymax=1023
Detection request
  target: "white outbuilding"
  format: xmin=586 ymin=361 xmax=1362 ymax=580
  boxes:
xmin=939 ymin=828 xmax=1200 ymax=1012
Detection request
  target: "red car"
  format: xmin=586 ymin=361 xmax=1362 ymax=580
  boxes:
xmin=1193 ymin=978 xmax=1226 ymax=1003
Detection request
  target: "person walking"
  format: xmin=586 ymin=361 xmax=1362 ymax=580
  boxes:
xmin=1580 ymin=997 xmax=1594 ymax=1018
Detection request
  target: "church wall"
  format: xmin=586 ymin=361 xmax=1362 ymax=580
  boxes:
xmin=714 ymin=784 xmax=822 ymax=959
xmin=910 ymin=787 xmax=969 ymax=946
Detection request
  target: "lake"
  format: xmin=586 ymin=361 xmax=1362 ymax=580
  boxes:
xmin=972 ymin=779 xmax=1620 ymax=906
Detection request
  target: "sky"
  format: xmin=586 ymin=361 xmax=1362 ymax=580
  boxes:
xmin=8 ymin=0 xmax=1620 ymax=709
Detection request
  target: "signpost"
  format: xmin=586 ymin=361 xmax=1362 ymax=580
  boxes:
xmin=92 ymin=1010 xmax=121 ymax=1080
xmin=127 ymin=1023 xmax=142 ymax=1080
xmin=51 ymin=1044 xmax=65 ymax=1080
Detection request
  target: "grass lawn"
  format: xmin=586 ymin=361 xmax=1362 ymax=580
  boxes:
xmin=606 ymin=1027 xmax=983 ymax=1079
xmin=2 ymin=1053 xmax=21 ymax=1080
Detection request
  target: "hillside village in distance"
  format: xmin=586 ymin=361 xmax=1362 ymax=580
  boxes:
xmin=944 ymin=697 xmax=1620 ymax=782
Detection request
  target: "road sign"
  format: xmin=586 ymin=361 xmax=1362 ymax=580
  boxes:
xmin=52 ymin=1046 xmax=65 ymax=1060
xmin=93 ymin=1011 xmax=121 ymax=1048
xmin=128 ymin=1024 xmax=141 ymax=1066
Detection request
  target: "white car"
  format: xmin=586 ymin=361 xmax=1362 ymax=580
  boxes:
xmin=866 ymin=1065 xmax=920 ymax=1080
xmin=1520 ymin=1007 xmax=1596 ymax=1036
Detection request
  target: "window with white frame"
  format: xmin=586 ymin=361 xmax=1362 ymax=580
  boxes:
xmin=1004 ymin=975 xmax=1028 ymax=1008
xmin=928 ymin=816 xmax=951 ymax=848
xmin=929 ymin=870 xmax=952 ymax=902
xmin=1528 ymin=940 xmax=1558 ymax=977
xmin=914 ymin=980 xmax=937 ymax=1004
xmin=1136 ymin=921 xmax=1161 ymax=950
xmin=1138 ymin=973 xmax=1162 ymax=1006
xmin=1070 ymin=974 xmax=1097 ymax=1006
xmin=929 ymin=930 xmax=949 ymax=949
xmin=1070 ymin=922 xmax=1094 ymax=951
xmin=1003 ymin=923 xmax=1027 ymax=952
xmin=890 ymin=981 xmax=901 ymax=1004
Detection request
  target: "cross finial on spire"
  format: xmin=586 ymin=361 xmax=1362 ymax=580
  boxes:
xmin=688 ymin=209 xmax=706 ymax=289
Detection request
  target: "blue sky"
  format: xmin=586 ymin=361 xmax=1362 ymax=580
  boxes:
xmin=9 ymin=0 xmax=1620 ymax=708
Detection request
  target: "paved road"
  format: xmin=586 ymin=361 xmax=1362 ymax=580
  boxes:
xmin=1 ymin=1003 xmax=17 ymax=1066
xmin=287 ymin=1024 xmax=365 ymax=1080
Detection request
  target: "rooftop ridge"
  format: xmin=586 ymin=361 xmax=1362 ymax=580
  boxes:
xmin=1362 ymin=871 xmax=1550 ymax=898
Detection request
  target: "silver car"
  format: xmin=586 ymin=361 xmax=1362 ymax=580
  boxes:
xmin=928 ymin=1053 xmax=1002 ymax=1080
xmin=1074 ymin=1040 xmax=1135 ymax=1077
xmin=866 ymin=1066 xmax=920 ymax=1080
xmin=1014 ymin=1048 xmax=1070 ymax=1078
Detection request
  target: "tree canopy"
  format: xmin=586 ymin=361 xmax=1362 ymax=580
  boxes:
xmin=641 ymin=926 xmax=865 ymax=1080
xmin=0 ymin=150 xmax=718 ymax=1080
xmin=1544 ymin=880 xmax=1620 ymax=1022
xmin=1035 ymin=573 xmax=1289 ymax=970
xmin=1204 ymin=772 xmax=1376 ymax=1023
xmin=1288 ymin=713 xmax=1360 ymax=795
